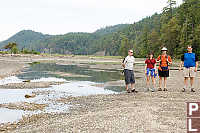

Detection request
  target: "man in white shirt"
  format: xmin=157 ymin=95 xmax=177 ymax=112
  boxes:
xmin=122 ymin=50 xmax=136 ymax=93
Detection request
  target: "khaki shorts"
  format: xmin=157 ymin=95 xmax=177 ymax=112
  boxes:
xmin=183 ymin=67 xmax=196 ymax=78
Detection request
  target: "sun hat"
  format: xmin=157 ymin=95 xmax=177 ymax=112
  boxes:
xmin=129 ymin=50 xmax=133 ymax=53
xmin=161 ymin=47 xmax=168 ymax=51
xmin=187 ymin=46 xmax=192 ymax=50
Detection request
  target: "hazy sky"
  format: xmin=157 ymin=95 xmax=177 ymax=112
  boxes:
xmin=0 ymin=0 xmax=182 ymax=41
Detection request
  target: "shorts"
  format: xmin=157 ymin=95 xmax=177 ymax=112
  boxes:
xmin=146 ymin=68 xmax=157 ymax=77
xmin=158 ymin=69 xmax=169 ymax=77
xmin=183 ymin=67 xmax=196 ymax=78
xmin=124 ymin=69 xmax=135 ymax=85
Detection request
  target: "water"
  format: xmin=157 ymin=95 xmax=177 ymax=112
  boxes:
xmin=17 ymin=63 xmax=124 ymax=83
xmin=0 ymin=89 xmax=33 ymax=104
xmin=0 ymin=62 xmax=136 ymax=124
xmin=0 ymin=108 xmax=24 ymax=123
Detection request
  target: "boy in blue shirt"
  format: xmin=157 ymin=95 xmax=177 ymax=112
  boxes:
xmin=179 ymin=46 xmax=199 ymax=92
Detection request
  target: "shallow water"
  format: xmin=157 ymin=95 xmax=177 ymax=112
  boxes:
xmin=0 ymin=108 xmax=24 ymax=123
xmin=0 ymin=77 xmax=116 ymax=124
xmin=0 ymin=62 xmax=137 ymax=124
xmin=18 ymin=63 xmax=123 ymax=83
xmin=0 ymin=89 xmax=33 ymax=104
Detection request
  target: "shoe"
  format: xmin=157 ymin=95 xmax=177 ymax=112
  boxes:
xmin=182 ymin=88 xmax=186 ymax=92
xmin=151 ymin=88 xmax=155 ymax=92
xmin=163 ymin=88 xmax=168 ymax=91
xmin=158 ymin=88 xmax=162 ymax=91
xmin=131 ymin=89 xmax=138 ymax=93
xmin=191 ymin=88 xmax=195 ymax=92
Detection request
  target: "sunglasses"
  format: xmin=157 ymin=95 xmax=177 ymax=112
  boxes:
xmin=129 ymin=51 xmax=133 ymax=53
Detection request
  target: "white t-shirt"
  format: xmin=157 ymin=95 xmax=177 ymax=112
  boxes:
xmin=123 ymin=55 xmax=135 ymax=70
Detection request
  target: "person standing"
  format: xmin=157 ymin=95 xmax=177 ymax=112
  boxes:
xmin=179 ymin=46 xmax=199 ymax=92
xmin=145 ymin=53 xmax=157 ymax=92
xmin=157 ymin=47 xmax=172 ymax=91
xmin=122 ymin=50 xmax=136 ymax=93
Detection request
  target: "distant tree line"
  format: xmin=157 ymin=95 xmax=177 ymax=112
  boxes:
xmin=0 ymin=0 xmax=199 ymax=58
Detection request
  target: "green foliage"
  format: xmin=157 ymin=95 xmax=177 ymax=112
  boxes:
xmin=21 ymin=48 xmax=40 ymax=54
xmin=21 ymin=48 xmax=31 ymax=54
xmin=4 ymin=42 xmax=17 ymax=50
xmin=0 ymin=0 xmax=200 ymax=58
xmin=119 ymin=36 xmax=132 ymax=57
xmin=11 ymin=46 xmax=19 ymax=54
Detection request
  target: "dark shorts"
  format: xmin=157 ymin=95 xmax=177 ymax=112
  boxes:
xmin=124 ymin=69 xmax=135 ymax=85
xmin=158 ymin=69 xmax=169 ymax=77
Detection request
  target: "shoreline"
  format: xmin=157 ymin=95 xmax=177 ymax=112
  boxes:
xmin=0 ymin=55 xmax=199 ymax=132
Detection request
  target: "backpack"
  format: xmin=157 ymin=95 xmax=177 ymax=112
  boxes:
xmin=159 ymin=55 xmax=169 ymax=71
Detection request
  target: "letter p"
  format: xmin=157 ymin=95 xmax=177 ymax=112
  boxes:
xmin=189 ymin=103 xmax=199 ymax=116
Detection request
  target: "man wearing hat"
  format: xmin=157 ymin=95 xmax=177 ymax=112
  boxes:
xmin=179 ymin=46 xmax=199 ymax=92
xmin=157 ymin=47 xmax=172 ymax=91
xmin=122 ymin=49 xmax=137 ymax=93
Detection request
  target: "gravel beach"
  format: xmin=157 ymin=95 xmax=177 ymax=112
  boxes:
xmin=0 ymin=54 xmax=199 ymax=133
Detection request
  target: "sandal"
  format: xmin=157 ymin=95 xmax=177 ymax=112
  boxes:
xmin=182 ymin=88 xmax=186 ymax=92
xmin=131 ymin=89 xmax=138 ymax=93
xmin=158 ymin=88 xmax=162 ymax=91
xmin=191 ymin=88 xmax=195 ymax=92
xmin=163 ymin=88 xmax=168 ymax=91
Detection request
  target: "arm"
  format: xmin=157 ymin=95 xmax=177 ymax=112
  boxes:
xmin=133 ymin=57 xmax=135 ymax=65
xmin=168 ymin=56 xmax=172 ymax=64
xmin=179 ymin=61 xmax=184 ymax=71
xmin=195 ymin=54 xmax=199 ymax=72
xmin=145 ymin=64 xmax=147 ymax=73
xmin=122 ymin=63 xmax=125 ymax=68
xmin=122 ymin=57 xmax=126 ymax=68
xmin=179 ymin=55 xmax=184 ymax=71
xmin=154 ymin=62 xmax=157 ymax=73
xmin=195 ymin=61 xmax=198 ymax=72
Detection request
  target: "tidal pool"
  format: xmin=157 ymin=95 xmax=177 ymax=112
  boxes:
xmin=17 ymin=63 xmax=124 ymax=83
xmin=0 ymin=62 xmax=140 ymax=124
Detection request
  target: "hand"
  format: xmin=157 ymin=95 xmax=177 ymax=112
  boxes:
xmin=155 ymin=71 xmax=157 ymax=74
xmin=145 ymin=70 xmax=147 ymax=74
xmin=195 ymin=67 xmax=198 ymax=72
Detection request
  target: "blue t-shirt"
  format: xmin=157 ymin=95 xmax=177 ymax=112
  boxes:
xmin=181 ymin=53 xmax=198 ymax=68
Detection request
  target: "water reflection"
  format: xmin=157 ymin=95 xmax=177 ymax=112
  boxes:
xmin=18 ymin=63 xmax=124 ymax=83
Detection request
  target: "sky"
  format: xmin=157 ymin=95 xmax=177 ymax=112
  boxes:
xmin=0 ymin=0 xmax=183 ymax=41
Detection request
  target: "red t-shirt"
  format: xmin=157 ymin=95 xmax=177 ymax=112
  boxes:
xmin=145 ymin=58 xmax=156 ymax=69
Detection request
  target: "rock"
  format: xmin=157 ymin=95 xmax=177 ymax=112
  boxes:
xmin=23 ymin=80 xmax=31 ymax=83
xmin=25 ymin=94 xmax=36 ymax=98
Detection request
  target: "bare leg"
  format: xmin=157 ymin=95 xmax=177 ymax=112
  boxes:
xmin=131 ymin=83 xmax=135 ymax=90
xmin=146 ymin=75 xmax=150 ymax=89
xmin=164 ymin=77 xmax=167 ymax=89
xmin=184 ymin=77 xmax=188 ymax=89
xmin=126 ymin=84 xmax=129 ymax=91
xmin=159 ymin=76 xmax=162 ymax=88
xmin=151 ymin=76 xmax=156 ymax=89
xmin=190 ymin=77 xmax=194 ymax=88
xmin=190 ymin=77 xmax=195 ymax=92
xmin=182 ymin=77 xmax=188 ymax=92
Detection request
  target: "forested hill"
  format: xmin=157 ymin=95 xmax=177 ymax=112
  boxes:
xmin=0 ymin=0 xmax=200 ymax=58
xmin=0 ymin=24 xmax=130 ymax=55
xmin=94 ymin=24 xmax=129 ymax=35
xmin=0 ymin=30 xmax=51 ymax=49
